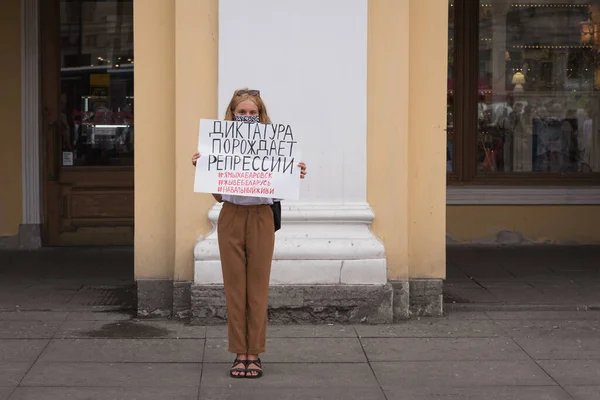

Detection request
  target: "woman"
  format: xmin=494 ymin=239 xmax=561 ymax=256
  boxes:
xmin=192 ymin=88 xmax=307 ymax=378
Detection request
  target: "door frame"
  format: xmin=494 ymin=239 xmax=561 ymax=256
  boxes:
xmin=39 ymin=0 xmax=135 ymax=246
xmin=40 ymin=0 xmax=62 ymax=245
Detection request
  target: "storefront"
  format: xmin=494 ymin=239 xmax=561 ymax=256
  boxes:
xmin=0 ymin=0 xmax=598 ymax=320
xmin=1 ymin=0 xmax=134 ymax=247
xmin=446 ymin=0 xmax=600 ymax=244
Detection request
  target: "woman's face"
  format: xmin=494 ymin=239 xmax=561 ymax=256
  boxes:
xmin=234 ymin=100 xmax=259 ymax=117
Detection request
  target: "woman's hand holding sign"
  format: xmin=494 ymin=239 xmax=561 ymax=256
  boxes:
xmin=192 ymin=152 xmax=200 ymax=167
xmin=298 ymin=161 xmax=307 ymax=179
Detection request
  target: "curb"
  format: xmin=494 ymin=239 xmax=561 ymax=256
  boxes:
xmin=445 ymin=302 xmax=600 ymax=312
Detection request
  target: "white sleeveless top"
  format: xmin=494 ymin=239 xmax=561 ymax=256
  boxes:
xmin=221 ymin=195 xmax=273 ymax=205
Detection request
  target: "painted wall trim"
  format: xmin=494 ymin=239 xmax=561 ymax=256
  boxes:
xmin=20 ymin=0 xmax=42 ymax=225
xmin=447 ymin=186 xmax=600 ymax=205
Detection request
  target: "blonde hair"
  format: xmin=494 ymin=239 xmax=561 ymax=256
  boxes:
xmin=224 ymin=88 xmax=272 ymax=123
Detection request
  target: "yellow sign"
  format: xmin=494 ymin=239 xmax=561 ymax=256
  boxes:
xmin=90 ymin=74 xmax=110 ymax=87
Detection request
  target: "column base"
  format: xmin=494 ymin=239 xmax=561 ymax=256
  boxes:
xmin=191 ymin=283 xmax=393 ymax=325
xmin=0 ymin=224 xmax=42 ymax=249
xmin=194 ymin=202 xmax=387 ymax=285
xmin=138 ymin=278 xmax=444 ymax=321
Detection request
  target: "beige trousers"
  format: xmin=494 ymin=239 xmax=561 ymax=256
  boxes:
xmin=217 ymin=201 xmax=275 ymax=354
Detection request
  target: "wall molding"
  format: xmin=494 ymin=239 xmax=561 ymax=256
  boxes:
xmin=21 ymin=0 xmax=42 ymax=226
xmin=447 ymin=186 xmax=600 ymax=205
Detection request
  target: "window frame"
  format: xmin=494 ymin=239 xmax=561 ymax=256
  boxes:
xmin=449 ymin=0 xmax=600 ymax=186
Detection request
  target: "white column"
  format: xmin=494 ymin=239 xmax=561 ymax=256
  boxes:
xmin=194 ymin=0 xmax=386 ymax=285
xmin=21 ymin=0 xmax=41 ymax=226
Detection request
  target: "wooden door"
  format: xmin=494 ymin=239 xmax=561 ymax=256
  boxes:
xmin=41 ymin=0 xmax=135 ymax=246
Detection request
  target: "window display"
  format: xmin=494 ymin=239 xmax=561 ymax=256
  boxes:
xmin=449 ymin=0 xmax=600 ymax=182
xmin=478 ymin=1 xmax=600 ymax=174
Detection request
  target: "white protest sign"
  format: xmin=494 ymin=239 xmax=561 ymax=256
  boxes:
xmin=194 ymin=119 xmax=301 ymax=200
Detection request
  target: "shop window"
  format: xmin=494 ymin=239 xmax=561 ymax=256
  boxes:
xmin=449 ymin=0 xmax=600 ymax=184
xmin=59 ymin=0 xmax=134 ymax=167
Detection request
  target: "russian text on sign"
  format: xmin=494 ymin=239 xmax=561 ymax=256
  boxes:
xmin=194 ymin=119 xmax=301 ymax=200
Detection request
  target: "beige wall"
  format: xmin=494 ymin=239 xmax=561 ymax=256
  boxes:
xmin=0 ymin=0 xmax=22 ymax=237
xmin=448 ymin=205 xmax=600 ymax=244
xmin=174 ymin=0 xmax=218 ymax=282
xmin=134 ymin=0 xmax=217 ymax=281
xmin=368 ymin=0 xmax=410 ymax=280
xmin=407 ymin=0 xmax=448 ymax=279
xmin=134 ymin=0 xmax=176 ymax=279
xmin=368 ymin=0 xmax=448 ymax=280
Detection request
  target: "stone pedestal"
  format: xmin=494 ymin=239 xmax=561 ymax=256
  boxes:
xmin=193 ymin=202 xmax=389 ymax=323
xmin=195 ymin=202 xmax=386 ymax=285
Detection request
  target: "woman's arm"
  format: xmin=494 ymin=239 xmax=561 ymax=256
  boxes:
xmin=212 ymin=194 xmax=223 ymax=202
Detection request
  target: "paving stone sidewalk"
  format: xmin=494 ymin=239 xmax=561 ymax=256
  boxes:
xmin=1 ymin=246 xmax=599 ymax=312
xmin=1 ymin=309 xmax=600 ymax=400
xmin=1 ymin=247 xmax=599 ymax=399
xmin=445 ymin=246 xmax=600 ymax=310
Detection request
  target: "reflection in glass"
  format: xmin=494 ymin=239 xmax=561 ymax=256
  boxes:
xmin=447 ymin=0 xmax=455 ymax=173
xmin=60 ymin=0 xmax=134 ymax=167
xmin=478 ymin=0 xmax=600 ymax=173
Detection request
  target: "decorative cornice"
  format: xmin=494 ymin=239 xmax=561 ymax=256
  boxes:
xmin=207 ymin=202 xmax=376 ymax=224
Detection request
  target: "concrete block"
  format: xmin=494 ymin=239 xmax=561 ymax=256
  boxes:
xmin=0 ymin=224 xmax=42 ymax=250
xmin=172 ymin=281 xmax=191 ymax=320
xmin=18 ymin=224 xmax=42 ymax=249
xmin=409 ymin=279 xmax=444 ymax=317
xmin=268 ymin=286 xmax=305 ymax=308
xmin=391 ymin=280 xmax=410 ymax=321
xmin=136 ymin=280 xmax=173 ymax=318
xmin=190 ymin=285 xmax=227 ymax=325
xmin=191 ymin=284 xmax=393 ymax=325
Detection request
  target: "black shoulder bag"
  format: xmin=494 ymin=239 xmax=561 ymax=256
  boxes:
xmin=270 ymin=201 xmax=281 ymax=232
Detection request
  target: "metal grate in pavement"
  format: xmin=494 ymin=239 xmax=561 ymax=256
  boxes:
xmin=70 ymin=285 xmax=136 ymax=307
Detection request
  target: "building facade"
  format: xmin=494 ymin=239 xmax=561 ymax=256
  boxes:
xmin=0 ymin=0 xmax=598 ymax=321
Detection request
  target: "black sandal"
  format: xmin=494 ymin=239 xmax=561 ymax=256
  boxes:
xmin=229 ymin=358 xmax=247 ymax=378
xmin=245 ymin=358 xmax=263 ymax=379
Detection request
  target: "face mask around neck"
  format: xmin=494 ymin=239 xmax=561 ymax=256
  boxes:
xmin=235 ymin=115 xmax=259 ymax=124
